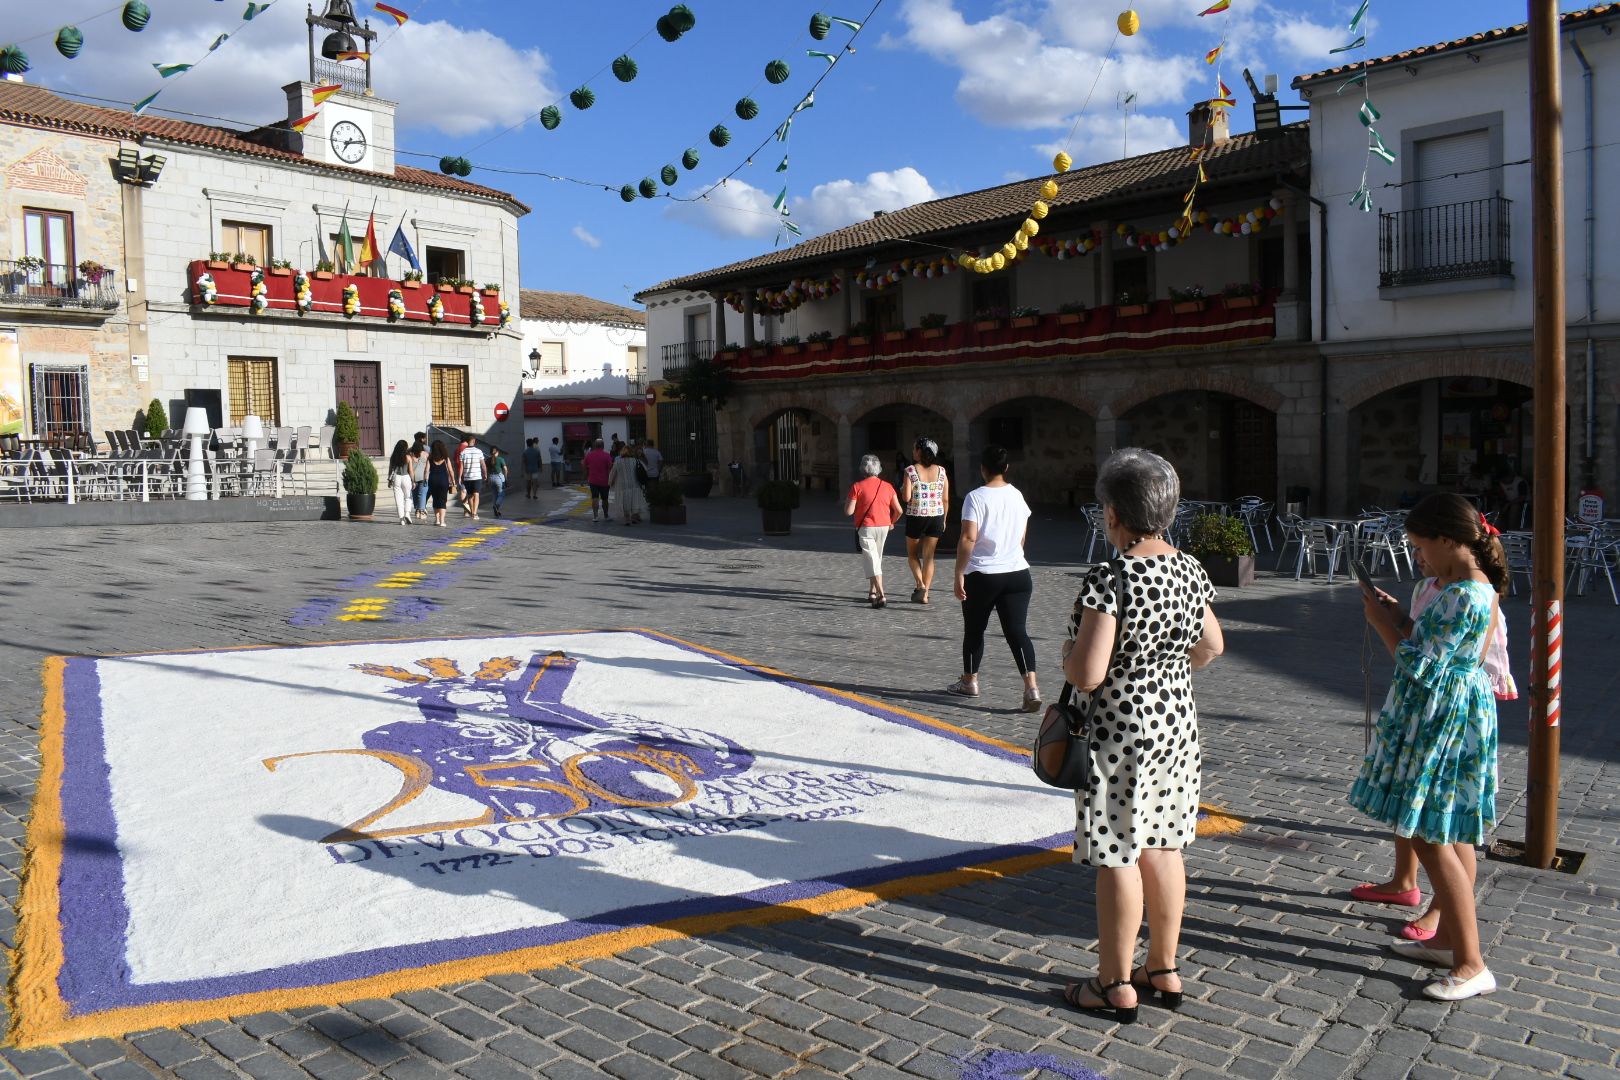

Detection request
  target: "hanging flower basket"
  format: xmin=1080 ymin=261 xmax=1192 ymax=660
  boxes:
xmin=427 ymin=294 xmax=444 ymax=324
xmin=293 ymin=271 xmax=311 ymax=315
xmin=342 ymin=283 xmax=361 ymax=317
xmin=387 ymin=288 xmax=405 ymax=321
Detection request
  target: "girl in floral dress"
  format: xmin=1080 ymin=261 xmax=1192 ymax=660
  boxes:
xmin=1350 ymin=493 xmax=1505 ymax=1001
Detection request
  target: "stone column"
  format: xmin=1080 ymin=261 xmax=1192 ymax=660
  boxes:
xmin=742 ymin=292 xmax=756 ymax=348
xmin=1273 ymin=190 xmax=1306 ymax=342
xmin=1093 ymin=408 xmax=1118 ymax=460
xmin=842 ymin=269 xmax=856 ymax=332
xmin=836 ymin=415 xmax=853 ymax=494
xmin=712 ymin=295 xmax=726 ymax=350
xmin=951 ymin=413 xmax=972 ymax=498
xmin=1095 ymin=220 xmax=1114 ymax=308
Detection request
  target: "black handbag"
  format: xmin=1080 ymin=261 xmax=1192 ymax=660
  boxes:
xmin=1032 ymin=560 xmax=1128 ymax=789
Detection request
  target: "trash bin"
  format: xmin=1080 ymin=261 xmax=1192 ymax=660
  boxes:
xmin=727 ymin=461 xmax=746 ymax=496
xmin=1285 ymin=485 xmax=1310 ymax=518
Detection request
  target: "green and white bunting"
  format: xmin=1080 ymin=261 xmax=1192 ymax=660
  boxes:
xmin=1334 ymin=0 xmax=1392 ymax=212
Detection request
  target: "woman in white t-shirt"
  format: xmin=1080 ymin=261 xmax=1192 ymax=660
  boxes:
xmin=948 ymin=444 xmax=1040 ymax=712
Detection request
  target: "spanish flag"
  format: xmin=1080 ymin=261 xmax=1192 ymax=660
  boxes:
xmin=1198 ymin=0 xmax=1231 ymax=14
xmin=290 ymin=112 xmax=319 ymax=132
xmin=375 ymin=2 xmax=409 ymax=25
xmin=335 ymin=51 xmax=371 ymax=61
xmin=357 ymin=210 xmax=382 ymax=270
xmin=1204 ymin=42 xmax=1223 ymax=65
xmin=312 ymin=84 xmax=343 ymax=105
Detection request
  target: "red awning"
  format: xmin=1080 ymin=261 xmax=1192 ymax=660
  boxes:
xmin=523 ymin=398 xmax=646 ymax=418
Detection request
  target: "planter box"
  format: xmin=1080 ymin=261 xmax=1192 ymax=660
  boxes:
xmin=779 ymin=344 xmax=802 ymax=354
xmin=1198 ymin=554 xmax=1255 ymax=588
xmin=402 ymin=280 xmax=423 ymax=290
xmin=313 ymin=271 xmax=335 ymax=280
xmin=846 ymin=336 xmax=870 ymax=347
xmin=761 ymin=508 xmax=792 ymax=535
xmin=231 ymin=262 xmax=256 ymax=272
xmin=649 ymin=504 xmax=687 ymax=525
xmin=1172 ymin=300 xmax=1207 ymax=314
xmin=715 ymin=351 xmax=741 ymax=362
xmin=270 ymin=267 xmax=292 ymax=277
xmin=921 ymin=327 xmax=947 ymax=339
xmin=681 ymin=472 xmax=714 ymax=499
xmin=1011 ymin=316 xmax=1041 ymax=329
xmin=749 ymin=347 xmax=769 ymax=358
xmin=481 ymin=289 xmax=500 ymax=296
xmin=808 ymin=341 xmax=830 ymax=351
xmin=882 ymin=330 xmax=908 ymax=343
xmin=1223 ymin=294 xmax=1259 ymax=309
xmin=973 ymin=320 xmax=1002 ymax=332
xmin=1057 ymin=312 xmax=1087 ymax=325
xmin=1116 ymin=303 xmax=1150 ymax=317
xmin=457 ymin=286 xmax=476 ymax=295
xmin=206 ymin=260 xmax=229 ymax=270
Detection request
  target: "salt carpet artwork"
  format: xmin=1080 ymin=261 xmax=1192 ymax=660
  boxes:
xmin=14 ymin=630 xmax=1079 ymax=1045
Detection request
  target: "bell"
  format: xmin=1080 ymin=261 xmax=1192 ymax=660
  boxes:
xmin=321 ymin=30 xmax=357 ymax=59
xmin=318 ymin=0 xmax=360 ymax=58
xmin=321 ymin=0 xmax=360 ymax=24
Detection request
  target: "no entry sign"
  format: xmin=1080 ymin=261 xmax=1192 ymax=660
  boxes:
xmin=493 ymin=401 xmax=510 ymax=421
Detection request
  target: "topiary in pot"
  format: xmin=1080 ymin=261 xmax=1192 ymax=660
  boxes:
xmin=143 ymin=397 xmax=169 ymax=439
xmin=646 ymin=478 xmax=686 ymax=524
xmin=333 ymin=401 xmax=361 ymax=457
xmin=342 ymin=448 xmax=379 ymax=520
xmin=1184 ymin=512 xmax=1256 ymax=587
xmin=757 ymin=479 xmax=801 ymax=536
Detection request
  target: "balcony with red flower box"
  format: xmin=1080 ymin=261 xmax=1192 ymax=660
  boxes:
xmin=186 ymin=260 xmax=504 ymax=329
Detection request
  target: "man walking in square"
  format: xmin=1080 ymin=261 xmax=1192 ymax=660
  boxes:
xmin=642 ymin=438 xmax=663 ymax=483
xmin=458 ymin=439 xmax=487 ymax=521
xmin=583 ymin=438 xmax=613 ymax=522
xmin=523 ymin=438 xmax=543 ymax=500
xmin=549 ymin=437 xmax=565 ymax=487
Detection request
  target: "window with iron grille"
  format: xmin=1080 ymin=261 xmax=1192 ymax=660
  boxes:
xmin=227 ymin=357 xmax=279 ymax=426
xmin=430 ymin=364 xmax=469 ymax=425
xmin=30 ymin=364 xmax=89 ymax=438
xmin=220 ymin=221 xmax=271 ymax=266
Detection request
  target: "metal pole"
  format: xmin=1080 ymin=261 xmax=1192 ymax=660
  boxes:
xmin=1526 ymin=0 xmax=1565 ymax=869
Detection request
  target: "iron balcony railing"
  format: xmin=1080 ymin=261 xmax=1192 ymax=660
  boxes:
xmin=1379 ymin=195 xmax=1512 ymax=288
xmin=312 ymin=56 xmax=367 ymax=96
xmin=0 ymin=260 xmax=120 ymax=311
xmin=660 ymin=339 xmax=712 ymax=368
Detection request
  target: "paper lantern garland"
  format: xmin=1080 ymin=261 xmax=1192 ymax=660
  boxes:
xmin=569 ymin=86 xmax=595 ymax=110
xmin=639 ymin=177 xmax=658 ymax=198
xmin=682 ymin=147 xmax=701 ymax=169
xmin=122 ymin=1 xmax=151 ymax=32
xmin=723 ymin=274 xmax=841 ymax=315
xmin=620 ymin=185 xmax=637 ymax=203
xmin=668 ymin=5 xmax=696 ymax=32
xmin=853 ymin=256 xmax=957 ymax=292
xmin=438 ymin=156 xmax=473 ymax=177
xmin=55 ymin=27 xmax=84 ymax=59
xmin=661 ymin=164 xmax=678 ymax=186
xmin=1117 ymin=10 xmax=1140 ymax=36
xmin=708 ymin=124 xmax=731 ymax=147
xmin=0 ymin=45 xmax=28 ymax=74
xmin=735 ymin=97 xmax=759 ymax=120
xmin=540 ymin=106 xmax=561 ymax=130
xmin=809 ymin=13 xmax=831 ymax=39
xmin=612 ymin=55 xmax=638 ymax=82
xmin=765 ymin=59 xmax=790 ymax=84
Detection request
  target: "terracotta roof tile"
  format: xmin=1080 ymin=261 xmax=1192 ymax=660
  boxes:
xmin=1293 ymin=5 xmax=1619 ymax=87
xmin=637 ymin=123 xmax=1308 ymax=296
xmin=519 ymin=290 xmax=645 ymax=327
xmin=0 ymin=81 xmax=529 ymax=212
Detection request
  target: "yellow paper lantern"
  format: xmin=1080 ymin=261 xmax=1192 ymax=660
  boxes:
xmin=1001 ymin=242 xmax=1017 ymax=259
xmin=1040 ymin=179 xmax=1059 ymax=200
xmin=1053 ymin=151 xmax=1072 ymax=174
xmin=1031 ymin=200 xmax=1049 ymax=219
xmin=990 ymin=252 xmax=1006 ymax=271
xmin=1117 ymin=10 xmax=1140 ymax=36
xmin=1116 ymin=223 xmax=1129 ymax=236
xmin=1021 ymin=218 xmax=1039 ymax=237
xmin=957 ymin=253 xmax=976 ymax=269
xmin=1013 ymin=232 xmax=1029 ymax=251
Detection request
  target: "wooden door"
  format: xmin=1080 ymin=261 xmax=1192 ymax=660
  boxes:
xmin=1227 ymin=399 xmax=1277 ymax=502
xmin=334 ymin=360 xmax=383 ymax=455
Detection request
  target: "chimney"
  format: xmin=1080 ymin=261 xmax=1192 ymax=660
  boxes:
xmin=872 ymin=210 xmax=886 ymax=218
xmin=1187 ymin=102 xmax=1230 ymax=148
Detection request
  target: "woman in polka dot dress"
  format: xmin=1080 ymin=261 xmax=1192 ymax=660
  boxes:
xmin=1061 ymin=448 xmax=1224 ymax=1025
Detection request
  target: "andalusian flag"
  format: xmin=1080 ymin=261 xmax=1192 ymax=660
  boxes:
xmin=312 ymin=83 xmax=342 ymax=105
xmin=375 ymin=2 xmax=409 ymax=25
xmin=153 ymin=61 xmax=192 ymax=78
xmin=243 ymin=3 xmax=275 ymax=20
xmin=1198 ymin=0 xmax=1231 ymax=14
xmin=290 ymin=112 xmax=319 ymax=132
xmin=772 ymin=187 xmax=787 ymax=212
xmin=336 ymin=212 xmax=355 ymax=273
xmin=133 ymin=90 xmax=161 ymax=115
xmin=335 ymin=51 xmax=371 ymax=61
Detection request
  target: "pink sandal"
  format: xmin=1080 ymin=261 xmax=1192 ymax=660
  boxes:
xmin=1349 ymin=884 xmax=1422 ymax=907
xmin=1400 ymin=921 xmax=1438 ymax=941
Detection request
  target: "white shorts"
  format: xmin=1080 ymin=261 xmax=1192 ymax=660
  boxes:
xmin=857 ymin=525 xmax=890 ymax=578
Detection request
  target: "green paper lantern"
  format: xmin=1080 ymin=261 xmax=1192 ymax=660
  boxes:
xmin=569 ymin=86 xmax=595 ymax=110
xmin=612 ymin=54 xmax=638 ymax=82
xmin=0 ymin=45 xmax=29 ymax=75
xmin=809 ymin=13 xmax=831 ymax=39
xmin=55 ymin=27 xmax=85 ymax=59
xmin=681 ymin=147 xmax=700 ymax=170
xmin=708 ymin=124 xmax=730 ymax=147
xmin=655 ymin=15 xmax=680 ymax=42
xmin=620 ymin=185 xmax=637 ymax=203
xmin=540 ymin=105 xmax=561 ymax=130
xmin=439 ymin=155 xmax=458 ymax=174
xmin=668 ymin=4 xmax=696 ymax=32
xmin=661 ymin=164 xmax=678 ymax=186
xmin=639 ymin=177 xmax=658 ymax=199
xmin=122 ymin=1 xmax=152 ymax=32
xmin=735 ymin=97 xmax=759 ymax=121
xmin=765 ymin=59 xmax=790 ymax=84
xmin=454 ymin=157 xmax=473 ymax=177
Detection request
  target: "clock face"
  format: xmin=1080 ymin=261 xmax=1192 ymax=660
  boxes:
xmin=329 ymin=120 xmax=367 ymax=164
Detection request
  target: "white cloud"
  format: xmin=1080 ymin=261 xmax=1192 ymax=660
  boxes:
xmin=663 ymin=178 xmax=782 ymax=239
xmin=1273 ymin=17 xmax=1350 ymax=62
xmin=30 ymin=0 xmax=553 ymax=138
xmin=1035 ymin=114 xmax=1186 ymax=172
xmin=665 ymin=168 xmax=942 ymax=240
xmin=571 ymin=224 xmax=602 ymax=249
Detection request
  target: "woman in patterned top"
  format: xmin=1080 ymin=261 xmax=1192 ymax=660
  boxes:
xmin=900 ymin=437 xmax=950 ymax=604
xmin=1061 ymin=448 xmax=1223 ymax=1025
xmin=1350 ymin=493 xmax=1504 ymax=1001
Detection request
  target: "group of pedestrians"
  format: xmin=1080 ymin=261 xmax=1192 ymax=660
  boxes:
xmin=846 ymin=440 xmax=1506 ymax=1015
xmin=385 ymin=432 xmax=508 ymax=527
xmin=583 ymin=437 xmax=662 ymax=525
xmin=522 ymin=437 xmax=567 ymax=496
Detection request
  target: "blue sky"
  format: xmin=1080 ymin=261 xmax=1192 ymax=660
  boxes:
xmin=8 ymin=0 xmax=1587 ymax=304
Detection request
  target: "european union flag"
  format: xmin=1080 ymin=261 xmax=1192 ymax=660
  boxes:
xmin=387 ymin=222 xmax=421 ymax=272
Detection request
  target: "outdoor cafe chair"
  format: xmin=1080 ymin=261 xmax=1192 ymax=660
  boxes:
xmin=1274 ymin=513 xmax=1304 ymax=571
xmin=1360 ymin=517 xmax=1414 ymax=580
xmin=296 ymin=425 xmax=314 ymax=460
xmin=1238 ymin=501 xmax=1274 ymax=552
xmin=1567 ymin=528 xmax=1619 ymax=605
xmin=1080 ymin=504 xmax=1110 ymax=562
xmin=247 ymin=448 xmax=278 ymax=496
xmin=272 ymin=426 xmax=294 ymax=458
xmin=317 ymin=424 xmax=336 ymax=458
xmin=1294 ymin=520 xmax=1347 ymax=582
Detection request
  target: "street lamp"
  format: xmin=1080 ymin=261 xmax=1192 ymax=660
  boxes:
xmin=181 ymin=407 xmax=211 ymax=501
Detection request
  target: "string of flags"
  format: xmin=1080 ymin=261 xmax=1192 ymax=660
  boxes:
xmin=1333 ymin=0 xmax=1393 ymax=211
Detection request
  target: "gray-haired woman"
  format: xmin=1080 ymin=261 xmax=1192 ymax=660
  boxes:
xmin=1059 ymin=448 xmax=1224 ymax=1024
xmin=845 ymin=453 xmax=903 ymax=608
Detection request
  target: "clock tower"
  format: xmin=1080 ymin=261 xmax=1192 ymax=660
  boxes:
xmin=283 ymin=1 xmax=396 ymax=174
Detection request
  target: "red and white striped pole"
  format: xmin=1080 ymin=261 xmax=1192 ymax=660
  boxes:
xmin=1526 ymin=0 xmax=1564 ymax=869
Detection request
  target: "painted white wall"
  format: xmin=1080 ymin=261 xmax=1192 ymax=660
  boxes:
xmin=1304 ymin=24 xmax=1620 ymax=339
xmin=518 ymin=317 xmax=645 ymax=392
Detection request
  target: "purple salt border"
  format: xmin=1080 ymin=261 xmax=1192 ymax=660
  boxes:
xmin=339 ymin=569 xmax=460 ymax=591
xmin=49 ymin=631 xmax=1066 ymax=1014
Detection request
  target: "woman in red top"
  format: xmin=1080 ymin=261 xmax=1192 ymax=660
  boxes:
xmin=845 ymin=453 xmax=904 ymax=608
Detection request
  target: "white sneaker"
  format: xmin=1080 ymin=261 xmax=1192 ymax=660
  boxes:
xmin=1422 ymin=968 xmax=1496 ymax=1001
xmin=1390 ymin=940 xmax=1455 ymax=967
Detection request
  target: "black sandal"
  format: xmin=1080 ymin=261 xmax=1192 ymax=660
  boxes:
xmin=1131 ymin=965 xmax=1183 ymax=1010
xmin=1061 ymin=978 xmax=1137 ymax=1025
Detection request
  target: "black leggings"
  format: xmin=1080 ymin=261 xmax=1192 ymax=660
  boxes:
xmin=960 ymin=568 xmax=1036 ymax=675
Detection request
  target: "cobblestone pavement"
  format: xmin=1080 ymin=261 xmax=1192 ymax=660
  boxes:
xmin=1 ymin=489 xmax=1617 ymax=1080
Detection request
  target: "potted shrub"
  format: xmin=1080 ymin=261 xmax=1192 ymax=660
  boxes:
xmin=1010 ymin=305 xmax=1041 ymax=329
xmin=1222 ymin=282 xmax=1262 ymax=309
xmin=779 ymin=334 xmax=802 ymax=354
xmin=806 ymin=330 xmax=833 ymax=351
xmin=715 ymin=341 xmax=741 ymax=360
xmin=456 ymin=278 xmax=476 ymax=295
xmin=1057 ymin=301 xmax=1088 ymax=325
xmin=972 ymin=306 xmax=1008 ymax=331
xmin=314 ymin=259 xmax=336 ymax=280
xmin=845 ymin=320 xmax=873 ymax=346
xmin=1169 ymin=285 xmax=1207 ymax=314
xmin=333 ymin=400 xmax=361 ymax=459
xmin=341 ymin=448 xmax=378 ymax=521
xmin=1185 ymin=512 xmax=1256 ymax=587
xmin=1115 ymin=291 xmax=1150 ymax=317
xmin=206 ymin=251 xmax=230 ymax=270
xmin=402 ymin=268 xmax=424 ymax=289
xmin=481 ymin=282 xmax=501 ymax=295
xmin=77 ymin=260 xmax=108 ymax=285
xmin=646 ymin=478 xmax=687 ymax=524
xmin=269 ymin=257 xmax=293 ymax=277
xmin=231 ymin=252 xmax=257 ymax=272
xmin=757 ymin=479 xmax=800 ymax=535
xmin=919 ymin=312 xmax=948 ymax=339
xmin=881 ymin=326 xmax=908 ymax=343
xmin=143 ymin=397 xmax=169 ymax=440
